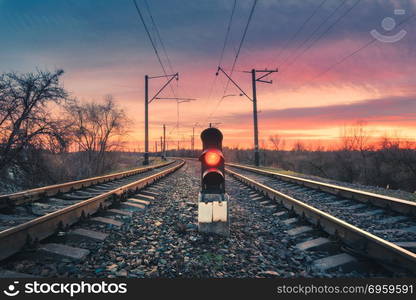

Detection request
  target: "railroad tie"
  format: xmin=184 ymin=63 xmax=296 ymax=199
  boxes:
xmin=338 ymin=204 xmax=367 ymax=210
xmin=0 ymin=269 xmax=38 ymax=278
xmin=287 ymin=226 xmax=313 ymax=236
xmin=354 ymin=209 xmax=384 ymax=217
xmin=313 ymin=253 xmax=358 ymax=272
xmin=140 ymin=190 xmax=158 ymax=197
xmin=273 ymin=211 xmax=287 ymax=217
xmin=128 ymin=198 xmax=150 ymax=206
xmin=264 ymin=204 xmax=277 ymax=210
xmin=91 ymin=217 xmax=123 ymax=227
xmin=282 ymin=218 xmax=298 ymax=226
xmin=107 ymin=208 xmax=133 ymax=217
xmin=120 ymin=202 xmax=146 ymax=211
xmin=376 ymin=216 xmax=408 ymax=224
xmin=296 ymin=237 xmax=333 ymax=251
xmin=135 ymin=193 xmax=155 ymax=201
xmin=39 ymin=243 xmax=90 ymax=261
xmin=374 ymin=225 xmax=416 ymax=234
xmin=68 ymin=228 xmax=108 ymax=241
xmin=394 ymin=242 xmax=416 ymax=252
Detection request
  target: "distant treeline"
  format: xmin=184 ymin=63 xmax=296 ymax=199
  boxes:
xmin=2 ymin=70 xmax=415 ymax=194
xmin=166 ymin=135 xmax=416 ymax=193
xmin=0 ymin=69 xmax=130 ymax=193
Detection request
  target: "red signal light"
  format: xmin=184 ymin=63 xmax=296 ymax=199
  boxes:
xmin=204 ymin=150 xmax=221 ymax=167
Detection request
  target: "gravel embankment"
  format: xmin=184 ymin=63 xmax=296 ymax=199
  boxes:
xmin=0 ymin=161 xmax=180 ymax=232
xmin=251 ymin=165 xmax=416 ymax=202
xmin=227 ymin=166 xmax=416 ymax=244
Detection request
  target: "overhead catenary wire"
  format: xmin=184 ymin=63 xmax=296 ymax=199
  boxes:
xmin=222 ymin=0 xmax=258 ymax=95
xmin=143 ymin=0 xmax=174 ymax=74
xmin=142 ymin=0 xmax=178 ymax=102
xmin=132 ymin=0 xmax=170 ymax=79
xmin=280 ymin=0 xmax=347 ymax=69
xmin=218 ymin=0 xmax=238 ymax=69
xmin=299 ymin=13 xmax=415 ymax=86
xmin=143 ymin=0 xmax=195 ymax=99
xmin=136 ymin=0 xmax=194 ymax=147
xmin=276 ymin=0 xmax=328 ymax=64
xmin=284 ymin=0 xmax=361 ymax=71
xmin=205 ymin=0 xmax=238 ymax=123
xmin=207 ymin=0 xmax=258 ymax=122
xmin=144 ymin=1 xmax=196 ymax=134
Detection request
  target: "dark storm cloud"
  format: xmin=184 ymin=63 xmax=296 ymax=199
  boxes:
xmin=1 ymin=0 xmax=415 ymax=71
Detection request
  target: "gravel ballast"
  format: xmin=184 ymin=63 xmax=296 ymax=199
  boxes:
xmin=1 ymin=161 xmax=393 ymax=278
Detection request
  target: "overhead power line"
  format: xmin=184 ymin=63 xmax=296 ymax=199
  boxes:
xmin=207 ymin=0 xmax=258 ymax=122
xmin=223 ymin=0 xmax=258 ymax=95
xmin=142 ymin=0 xmax=176 ymax=98
xmin=301 ymin=13 xmax=415 ymax=86
xmin=276 ymin=0 xmax=327 ymax=64
xmin=205 ymin=0 xmax=238 ymax=123
xmin=132 ymin=0 xmax=169 ymax=78
xmin=280 ymin=0 xmax=347 ymax=69
xmin=143 ymin=0 xmax=174 ymax=74
xmin=218 ymin=0 xmax=238 ymax=68
xmin=284 ymin=0 xmax=361 ymax=71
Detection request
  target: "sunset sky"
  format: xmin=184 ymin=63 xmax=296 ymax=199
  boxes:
xmin=0 ymin=0 xmax=415 ymax=150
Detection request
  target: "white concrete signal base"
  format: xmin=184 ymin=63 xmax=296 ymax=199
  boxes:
xmin=198 ymin=193 xmax=229 ymax=236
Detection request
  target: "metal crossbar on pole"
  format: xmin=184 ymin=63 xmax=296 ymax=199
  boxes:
xmin=143 ymin=73 xmax=179 ymax=165
xmin=155 ymin=97 xmax=197 ymax=151
xmin=216 ymin=67 xmax=278 ymax=166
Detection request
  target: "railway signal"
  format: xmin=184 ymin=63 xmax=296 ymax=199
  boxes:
xmin=198 ymin=127 xmax=229 ymax=236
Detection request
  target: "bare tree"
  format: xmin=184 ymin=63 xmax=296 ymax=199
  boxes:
xmin=338 ymin=121 xmax=374 ymax=183
xmin=292 ymin=140 xmax=305 ymax=152
xmin=269 ymin=134 xmax=285 ymax=151
xmin=268 ymin=134 xmax=286 ymax=168
xmin=66 ymin=95 xmax=129 ymax=176
xmin=0 ymin=69 xmax=69 ymax=172
xmin=339 ymin=121 xmax=371 ymax=151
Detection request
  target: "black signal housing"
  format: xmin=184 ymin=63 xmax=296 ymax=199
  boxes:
xmin=199 ymin=128 xmax=225 ymax=194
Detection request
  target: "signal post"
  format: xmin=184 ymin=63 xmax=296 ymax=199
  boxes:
xmin=198 ymin=127 xmax=229 ymax=236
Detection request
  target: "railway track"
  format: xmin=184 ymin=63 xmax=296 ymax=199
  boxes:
xmin=226 ymin=163 xmax=416 ymax=274
xmin=0 ymin=160 xmax=184 ymax=263
xmin=1 ymin=159 xmax=414 ymax=278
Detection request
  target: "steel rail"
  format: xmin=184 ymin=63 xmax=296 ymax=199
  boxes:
xmin=0 ymin=160 xmax=175 ymax=209
xmin=226 ymin=163 xmax=416 ymax=216
xmin=0 ymin=160 xmax=184 ymax=261
xmin=226 ymin=167 xmax=416 ymax=274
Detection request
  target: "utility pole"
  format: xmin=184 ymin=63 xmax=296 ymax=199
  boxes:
xmin=160 ymin=136 xmax=163 ymax=157
xmin=154 ymin=97 xmax=196 ymax=154
xmin=216 ymin=66 xmax=277 ymax=166
xmin=144 ymin=75 xmax=149 ymax=164
xmin=163 ymin=124 xmax=166 ymax=159
xmin=143 ymin=73 xmax=178 ymax=165
xmin=191 ymin=122 xmax=199 ymax=153
xmin=251 ymin=69 xmax=260 ymax=166
xmin=177 ymin=101 xmax=180 ymax=151
xmin=192 ymin=127 xmax=195 ymax=152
